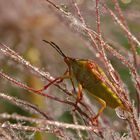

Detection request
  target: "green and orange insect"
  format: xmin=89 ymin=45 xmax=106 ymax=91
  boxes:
xmin=43 ymin=40 xmax=129 ymax=121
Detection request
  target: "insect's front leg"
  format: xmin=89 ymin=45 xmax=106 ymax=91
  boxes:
xmin=56 ymin=69 xmax=70 ymax=84
xmin=35 ymin=77 xmax=63 ymax=92
xmin=58 ymin=66 xmax=76 ymax=94
xmin=73 ymin=83 xmax=83 ymax=111
xmin=36 ymin=69 xmax=71 ymax=92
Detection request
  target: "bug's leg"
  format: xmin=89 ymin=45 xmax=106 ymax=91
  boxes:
xmin=36 ymin=77 xmax=62 ymax=92
xmin=68 ymin=67 xmax=76 ymax=94
xmin=36 ymin=69 xmax=71 ymax=92
xmin=56 ymin=69 xmax=69 ymax=83
xmin=59 ymin=67 xmax=76 ymax=94
xmin=92 ymin=97 xmax=106 ymax=122
xmin=77 ymin=83 xmax=83 ymax=102
xmin=73 ymin=83 xmax=83 ymax=111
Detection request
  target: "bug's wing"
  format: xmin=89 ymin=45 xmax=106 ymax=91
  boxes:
xmin=87 ymin=60 xmax=131 ymax=112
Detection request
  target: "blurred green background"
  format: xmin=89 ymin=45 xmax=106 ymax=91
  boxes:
xmin=0 ymin=0 xmax=140 ymax=139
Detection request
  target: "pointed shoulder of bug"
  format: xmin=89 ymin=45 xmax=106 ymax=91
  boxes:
xmin=87 ymin=60 xmax=115 ymax=88
xmin=86 ymin=60 xmax=105 ymax=79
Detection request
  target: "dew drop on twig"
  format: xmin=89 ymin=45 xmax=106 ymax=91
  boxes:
xmin=115 ymin=108 xmax=128 ymax=120
xmin=121 ymin=0 xmax=132 ymax=4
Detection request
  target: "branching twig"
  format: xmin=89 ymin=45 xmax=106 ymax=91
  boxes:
xmin=44 ymin=1 xmax=140 ymax=139
xmin=111 ymin=0 xmax=140 ymax=116
xmin=0 ymin=113 xmax=100 ymax=132
xmin=0 ymin=43 xmax=96 ymax=119
xmin=0 ymin=70 xmax=100 ymax=129
xmin=105 ymin=5 xmax=140 ymax=48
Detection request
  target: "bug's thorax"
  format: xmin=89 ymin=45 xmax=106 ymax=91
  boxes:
xmin=65 ymin=58 xmax=87 ymax=77
xmin=64 ymin=57 xmax=85 ymax=75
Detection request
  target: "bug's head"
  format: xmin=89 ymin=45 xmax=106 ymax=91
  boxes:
xmin=64 ymin=56 xmax=75 ymax=65
xmin=43 ymin=40 xmax=72 ymax=66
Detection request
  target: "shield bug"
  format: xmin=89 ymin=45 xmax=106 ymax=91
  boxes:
xmin=42 ymin=40 xmax=129 ymax=121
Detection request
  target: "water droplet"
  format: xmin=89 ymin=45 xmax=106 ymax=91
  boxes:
xmin=1 ymin=122 xmax=8 ymax=128
xmin=49 ymin=76 xmax=54 ymax=80
xmin=60 ymin=4 xmax=69 ymax=13
xmin=96 ymin=53 xmax=100 ymax=58
xmin=115 ymin=108 xmax=128 ymax=120
xmin=121 ymin=0 xmax=132 ymax=4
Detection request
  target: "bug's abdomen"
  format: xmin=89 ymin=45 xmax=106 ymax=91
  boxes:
xmin=72 ymin=60 xmax=123 ymax=109
xmin=87 ymin=81 xmax=122 ymax=108
xmin=82 ymin=75 xmax=122 ymax=108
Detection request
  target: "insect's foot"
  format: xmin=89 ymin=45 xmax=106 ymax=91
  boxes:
xmin=56 ymin=78 xmax=63 ymax=84
xmin=91 ymin=116 xmax=99 ymax=126
xmin=72 ymin=102 xmax=79 ymax=112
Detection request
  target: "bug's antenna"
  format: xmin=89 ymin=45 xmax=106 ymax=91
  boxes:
xmin=43 ymin=40 xmax=67 ymax=58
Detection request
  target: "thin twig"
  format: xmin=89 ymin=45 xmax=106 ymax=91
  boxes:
xmin=72 ymin=112 xmax=84 ymax=140
xmin=105 ymin=5 xmax=140 ymax=48
xmin=0 ymin=113 xmax=100 ymax=132
xmin=111 ymin=0 xmax=140 ymax=116
xmin=0 ymin=43 xmax=71 ymax=96
xmin=0 ymin=92 xmax=49 ymax=119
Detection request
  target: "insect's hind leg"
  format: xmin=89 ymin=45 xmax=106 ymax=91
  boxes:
xmin=91 ymin=97 xmax=106 ymax=122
